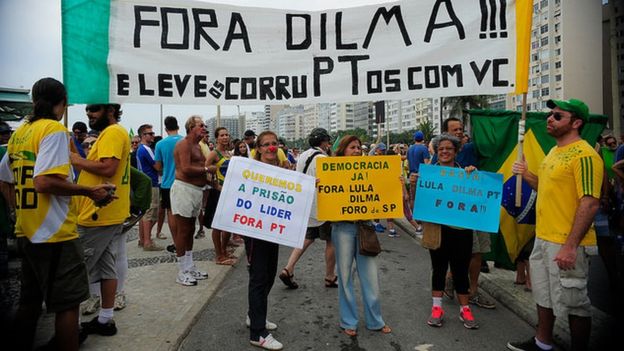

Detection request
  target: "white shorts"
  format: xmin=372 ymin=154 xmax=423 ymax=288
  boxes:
xmin=170 ymin=180 xmax=203 ymax=218
xmin=529 ymin=237 xmax=591 ymax=318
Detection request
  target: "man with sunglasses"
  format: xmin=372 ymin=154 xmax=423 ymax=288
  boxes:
xmin=136 ymin=124 xmax=162 ymax=251
xmin=71 ymin=103 xmax=131 ymax=337
xmin=509 ymin=99 xmax=603 ymax=351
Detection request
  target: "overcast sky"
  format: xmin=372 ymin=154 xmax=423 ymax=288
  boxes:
xmin=0 ymin=0 xmax=267 ymax=136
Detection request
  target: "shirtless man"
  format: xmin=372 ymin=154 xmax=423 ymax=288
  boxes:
xmin=170 ymin=116 xmax=210 ymax=286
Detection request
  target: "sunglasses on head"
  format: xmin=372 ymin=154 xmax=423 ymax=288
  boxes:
xmin=85 ymin=105 xmax=103 ymax=113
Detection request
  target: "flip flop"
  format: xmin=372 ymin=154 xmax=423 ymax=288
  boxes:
xmin=325 ymin=276 xmax=338 ymax=288
xmin=342 ymin=328 xmax=357 ymax=337
xmin=278 ymin=268 xmax=299 ymax=289
xmin=216 ymin=258 xmax=236 ymax=266
xmin=156 ymin=233 xmax=167 ymax=240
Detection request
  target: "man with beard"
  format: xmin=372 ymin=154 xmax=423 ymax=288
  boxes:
xmin=71 ymin=104 xmax=131 ymax=336
xmin=508 ymin=99 xmax=602 ymax=351
xmin=170 ymin=116 xmax=210 ymax=286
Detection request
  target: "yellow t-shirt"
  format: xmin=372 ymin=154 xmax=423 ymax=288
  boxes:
xmin=0 ymin=119 xmax=79 ymax=243
xmin=536 ymin=140 xmax=603 ymax=246
xmin=77 ymin=124 xmax=131 ymax=226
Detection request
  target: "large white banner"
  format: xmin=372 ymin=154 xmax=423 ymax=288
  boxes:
xmin=211 ymin=157 xmax=315 ymax=249
xmin=63 ymin=0 xmax=525 ymax=104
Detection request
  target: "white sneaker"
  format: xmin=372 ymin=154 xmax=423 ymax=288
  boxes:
xmin=114 ymin=292 xmax=127 ymax=311
xmin=246 ymin=315 xmax=278 ymax=330
xmin=176 ymin=271 xmax=198 ymax=286
xmin=81 ymin=295 xmax=100 ymax=315
xmin=249 ymin=334 xmax=283 ymax=350
xmin=188 ymin=266 xmax=209 ymax=280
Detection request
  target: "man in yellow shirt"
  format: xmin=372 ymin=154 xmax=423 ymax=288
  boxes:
xmin=0 ymin=78 xmax=113 ymax=350
xmin=509 ymin=99 xmax=602 ymax=351
xmin=71 ymin=103 xmax=131 ymax=337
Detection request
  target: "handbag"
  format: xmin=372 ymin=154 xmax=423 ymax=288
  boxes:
xmin=421 ymin=222 xmax=441 ymax=250
xmin=357 ymin=221 xmax=381 ymax=256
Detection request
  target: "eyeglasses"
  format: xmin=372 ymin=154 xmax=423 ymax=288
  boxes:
xmin=85 ymin=105 xmax=103 ymax=113
xmin=547 ymin=111 xmax=571 ymax=121
xmin=131 ymin=141 xmax=139 ymax=145
xmin=260 ymin=142 xmax=278 ymax=148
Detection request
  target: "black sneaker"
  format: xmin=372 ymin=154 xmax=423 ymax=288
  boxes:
xmin=507 ymin=338 xmax=544 ymax=351
xmin=166 ymin=244 xmax=176 ymax=253
xmin=80 ymin=316 xmax=117 ymax=336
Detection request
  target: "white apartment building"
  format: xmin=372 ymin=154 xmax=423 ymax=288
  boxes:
xmin=507 ymin=0 xmax=602 ymax=115
xmin=276 ymin=105 xmax=305 ymax=141
xmin=244 ymin=111 xmax=270 ymax=134
xmin=205 ymin=115 xmax=241 ymax=140
xmin=384 ymin=98 xmax=443 ymax=135
xmin=328 ymin=102 xmax=370 ymax=134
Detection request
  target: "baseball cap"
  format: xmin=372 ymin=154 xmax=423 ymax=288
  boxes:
xmin=377 ymin=142 xmax=387 ymax=151
xmin=244 ymin=130 xmax=256 ymax=137
xmin=546 ymin=98 xmax=589 ymax=122
xmin=413 ymin=131 xmax=424 ymax=141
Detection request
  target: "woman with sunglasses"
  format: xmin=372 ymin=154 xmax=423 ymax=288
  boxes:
xmin=245 ymin=131 xmax=283 ymax=350
xmin=331 ymin=135 xmax=392 ymax=337
xmin=426 ymin=134 xmax=479 ymax=330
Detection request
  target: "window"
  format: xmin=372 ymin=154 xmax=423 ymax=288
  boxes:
xmin=541 ymin=87 xmax=549 ymax=96
xmin=541 ymin=75 xmax=550 ymax=84
xmin=532 ymin=65 xmax=540 ymax=74
xmin=532 ymin=53 xmax=539 ymax=61
xmin=541 ymin=49 xmax=550 ymax=60
xmin=532 ymin=41 xmax=539 ymax=49
xmin=555 ymin=61 xmax=562 ymax=69
xmin=541 ymin=37 xmax=549 ymax=46
xmin=555 ymin=35 xmax=561 ymax=44
xmin=534 ymin=4 xmax=539 ymax=13
xmin=541 ymin=62 xmax=549 ymax=71
xmin=554 ymin=23 xmax=560 ymax=32
xmin=533 ymin=90 xmax=540 ymax=98
xmin=555 ymin=74 xmax=561 ymax=82
xmin=541 ymin=0 xmax=548 ymax=9
xmin=541 ymin=24 xmax=549 ymax=34
xmin=542 ymin=101 xmax=549 ymax=109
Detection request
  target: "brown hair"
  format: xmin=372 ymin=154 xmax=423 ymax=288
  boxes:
xmin=254 ymin=130 xmax=279 ymax=164
xmin=335 ymin=135 xmax=361 ymax=156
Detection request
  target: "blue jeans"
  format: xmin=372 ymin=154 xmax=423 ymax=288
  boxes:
xmin=332 ymin=221 xmax=385 ymax=330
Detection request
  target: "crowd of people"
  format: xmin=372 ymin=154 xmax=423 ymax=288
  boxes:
xmin=0 ymin=77 xmax=622 ymax=351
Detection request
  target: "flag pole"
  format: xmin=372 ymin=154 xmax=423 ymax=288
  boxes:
xmin=515 ymin=93 xmax=527 ymax=207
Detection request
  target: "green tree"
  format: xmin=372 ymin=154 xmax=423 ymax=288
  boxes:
xmin=442 ymin=95 xmax=490 ymax=126
xmin=416 ymin=120 xmax=437 ymax=141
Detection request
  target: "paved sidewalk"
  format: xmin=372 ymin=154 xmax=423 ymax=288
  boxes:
xmin=392 ymin=218 xmax=616 ymax=350
xmin=33 ymin=223 xmax=244 ymax=351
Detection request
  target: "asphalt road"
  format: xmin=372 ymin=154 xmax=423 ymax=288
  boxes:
xmin=180 ymin=225 xmax=536 ymax=351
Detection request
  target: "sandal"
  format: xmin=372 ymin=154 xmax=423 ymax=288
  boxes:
xmin=216 ymin=258 xmax=236 ymax=266
xmin=325 ymin=276 xmax=338 ymax=288
xmin=278 ymin=268 xmax=299 ymax=289
xmin=342 ymin=328 xmax=357 ymax=337
xmin=376 ymin=325 xmax=392 ymax=334
xmin=156 ymin=232 xmax=167 ymax=240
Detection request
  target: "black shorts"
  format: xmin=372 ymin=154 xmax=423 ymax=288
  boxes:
xmin=305 ymin=222 xmax=332 ymax=241
xmin=18 ymin=237 xmax=90 ymax=313
xmin=160 ymin=188 xmax=171 ymax=209
xmin=203 ymin=188 xmax=221 ymax=229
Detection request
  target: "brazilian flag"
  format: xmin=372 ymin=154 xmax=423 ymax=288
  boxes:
xmin=470 ymin=109 xmax=607 ymax=269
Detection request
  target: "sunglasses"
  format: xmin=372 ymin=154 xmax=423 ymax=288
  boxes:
xmin=143 ymin=132 xmax=155 ymax=136
xmin=547 ymin=111 xmax=571 ymax=121
xmin=131 ymin=141 xmax=139 ymax=145
xmin=85 ymin=105 xmax=103 ymax=113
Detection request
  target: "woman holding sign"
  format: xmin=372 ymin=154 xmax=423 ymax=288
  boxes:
xmin=245 ymin=131 xmax=283 ymax=350
xmin=425 ymin=134 xmax=479 ymax=330
xmin=331 ymin=135 xmax=392 ymax=337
